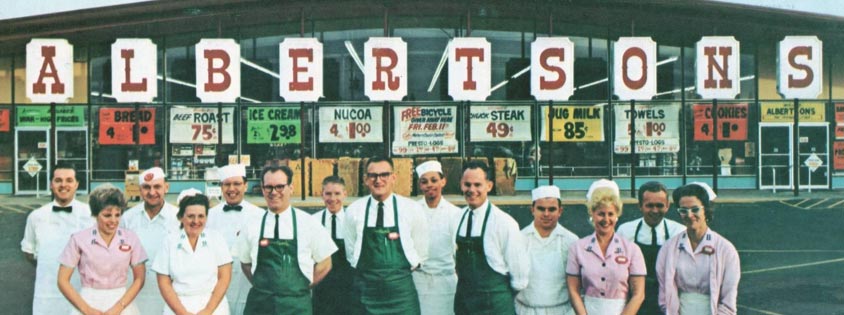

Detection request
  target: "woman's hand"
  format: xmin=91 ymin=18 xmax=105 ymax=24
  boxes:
xmin=103 ymin=303 xmax=123 ymax=315
xmin=82 ymin=306 xmax=104 ymax=315
xmin=197 ymin=307 xmax=214 ymax=315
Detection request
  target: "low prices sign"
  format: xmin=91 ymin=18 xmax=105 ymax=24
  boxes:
xmin=0 ymin=108 xmax=9 ymax=132
xmin=469 ymin=105 xmax=531 ymax=142
xmin=693 ymin=103 xmax=749 ymax=141
xmin=17 ymin=106 xmax=85 ymax=127
xmin=614 ymin=104 xmax=680 ymax=154
xmin=834 ymin=141 xmax=844 ymax=170
xmin=540 ymin=105 xmax=604 ymax=142
xmin=170 ymin=107 xmax=234 ymax=144
xmin=319 ymin=107 xmax=383 ymax=143
xmin=247 ymin=107 xmax=301 ymax=144
xmin=393 ymin=106 xmax=458 ymax=155
xmin=98 ymin=108 xmax=156 ymax=145
xmin=836 ymin=103 xmax=844 ymax=139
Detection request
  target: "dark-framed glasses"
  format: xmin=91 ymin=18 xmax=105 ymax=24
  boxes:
xmin=366 ymin=172 xmax=392 ymax=180
xmin=261 ymin=184 xmax=288 ymax=193
xmin=677 ymin=206 xmax=703 ymax=216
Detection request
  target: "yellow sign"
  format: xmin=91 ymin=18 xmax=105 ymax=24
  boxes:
xmin=541 ymin=105 xmax=604 ymax=142
xmin=761 ymin=102 xmax=825 ymax=122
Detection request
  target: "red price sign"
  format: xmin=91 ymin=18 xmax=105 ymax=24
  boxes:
xmin=693 ymin=103 xmax=748 ymax=141
xmin=98 ymin=108 xmax=156 ymax=145
xmin=191 ymin=124 xmax=216 ymax=141
xmin=330 ymin=122 xmax=372 ymax=139
xmin=485 ymin=122 xmax=513 ymax=138
xmin=0 ymin=108 xmax=9 ymax=132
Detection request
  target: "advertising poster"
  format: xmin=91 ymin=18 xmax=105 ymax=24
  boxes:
xmin=760 ymin=102 xmax=825 ymax=122
xmin=170 ymin=107 xmax=234 ymax=144
xmin=614 ymin=104 xmax=680 ymax=153
xmin=835 ymin=141 xmax=844 ymax=170
xmin=470 ymin=105 xmax=531 ymax=142
xmin=540 ymin=105 xmax=604 ymax=142
xmin=318 ymin=106 xmax=383 ymax=143
xmin=246 ymin=107 xmax=301 ymax=144
xmin=17 ymin=106 xmax=85 ymax=127
xmin=693 ymin=103 xmax=749 ymax=141
xmin=98 ymin=107 xmax=156 ymax=145
xmin=836 ymin=103 xmax=844 ymax=140
xmin=392 ymin=106 xmax=458 ymax=155
xmin=0 ymin=108 xmax=9 ymax=132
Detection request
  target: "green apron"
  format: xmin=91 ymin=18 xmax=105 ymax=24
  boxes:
xmin=314 ymin=209 xmax=358 ymax=315
xmin=634 ymin=220 xmax=670 ymax=315
xmin=454 ymin=203 xmax=515 ymax=315
xmin=353 ymin=196 xmax=421 ymax=315
xmin=244 ymin=210 xmax=312 ymax=315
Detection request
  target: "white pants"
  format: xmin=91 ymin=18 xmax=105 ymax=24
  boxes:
xmin=163 ymin=294 xmax=230 ymax=315
xmin=584 ymin=296 xmax=625 ymax=315
xmin=135 ymin=270 xmax=165 ymax=315
xmin=514 ymin=299 xmax=574 ymax=315
xmin=226 ymin=259 xmax=251 ymax=315
xmin=679 ymin=292 xmax=712 ymax=315
xmin=412 ymin=271 xmax=457 ymax=315
xmin=72 ymin=287 xmax=140 ymax=315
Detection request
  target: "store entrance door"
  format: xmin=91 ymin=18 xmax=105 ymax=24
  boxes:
xmin=759 ymin=124 xmax=792 ymax=190
xmin=797 ymin=124 xmax=829 ymax=190
xmin=56 ymin=128 xmax=89 ymax=194
xmin=15 ymin=128 xmax=50 ymax=195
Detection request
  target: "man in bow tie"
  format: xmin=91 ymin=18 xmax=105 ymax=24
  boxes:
xmin=207 ymin=163 xmax=264 ymax=315
xmin=21 ymin=163 xmax=93 ymax=315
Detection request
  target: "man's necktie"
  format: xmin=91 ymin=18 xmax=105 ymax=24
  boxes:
xmin=376 ymin=201 xmax=384 ymax=228
xmin=274 ymin=213 xmax=280 ymax=239
xmin=331 ymin=214 xmax=338 ymax=239
xmin=465 ymin=210 xmax=474 ymax=237
xmin=651 ymin=225 xmax=658 ymax=246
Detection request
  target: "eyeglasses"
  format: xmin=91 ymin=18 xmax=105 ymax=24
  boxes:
xmin=643 ymin=203 xmax=666 ymax=209
xmin=366 ymin=172 xmax=392 ymax=180
xmin=677 ymin=206 xmax=703 ymax=216
xmin=261 ymin=184 xmax=288 ymax=193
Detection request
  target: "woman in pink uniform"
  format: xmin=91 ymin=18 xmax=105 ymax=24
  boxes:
xmin=656 ymin=183 xmax=740 ymax=315
xmin=566 ymin=179 xmax=645 ymax=315
xmin=58 ymin=184 xmax=147 ymax=315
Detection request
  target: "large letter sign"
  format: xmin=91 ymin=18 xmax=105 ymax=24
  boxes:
xmin=449 ymin=38 xmax=491 ymax=101
xmin=27 ymin=39 xmax=73 ymax=103
xmin=111 ymin=39 xmax=157 ymax=103
xmin=613 ymin=37 xmax=656 ymax=100
xmin=779 ymin=36 xmax=822 ymax=99
xmin=696 ymin=36 xmax=740 ymax=99
xmin=365 ymin=37 xmax=407 ymax=101
xmin=280 ymin=38 xmax=323 ymax=102
xmin=196 ymin=39 xmax=240 ymax=103
xmin=531 ymin=37 xmax=574 ymax=101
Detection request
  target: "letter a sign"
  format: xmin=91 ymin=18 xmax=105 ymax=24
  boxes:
xmin=614 ymin=37 xmax=656 ymax=101
xmin=196 ymin=39 xmax=240 ymax=103
xmin=778 ymin=36 xmax=822 ymax=99
xmin=365 ymin=37 xmax=407 ymax=101
xmin=27 ymin=39 xmax=73 ymax=103
xmin=111 ymin=39 xmax=157 ymax=103
xmin=449 ymin=38 xmax=491 ymax=101
xmin=696 ymin=36 xmax=740 ymax=99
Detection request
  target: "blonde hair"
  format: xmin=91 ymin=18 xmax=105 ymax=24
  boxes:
xmin=587 ymin=187 xmax=623 ymax=216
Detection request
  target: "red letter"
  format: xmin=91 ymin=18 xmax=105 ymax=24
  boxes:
xmin=539 ymin=48 xmax=566 ymax=90
xmin=32 ymin=46 xmax=64 ymax=94
xmin=622 ymin=47 xmax=647 ymax=90
xmin=703 ymin=46 xmax=733 ymax=89
xmin=456 ymin=48 xmax=484 ymax=90
xmin=788 ymin=46 xmax=813 ymax=88
xmin=372 ymin=48 xmax=399 ymax=91
xmin=289 ymin=48 xmax=313 ymax=91
xmin=203 ymin=49 xmax=231 ymax=92
xmin=120 ymin=49 xmax=147 ymax=92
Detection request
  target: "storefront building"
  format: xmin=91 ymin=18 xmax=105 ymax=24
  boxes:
xmin=1 ymin=0 xmax=843 ymax=196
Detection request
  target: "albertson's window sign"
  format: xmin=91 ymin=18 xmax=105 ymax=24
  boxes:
xmin=24 ymin=35 xmax=823 ymax=104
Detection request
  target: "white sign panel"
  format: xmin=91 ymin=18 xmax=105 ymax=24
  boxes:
xmin=804 ymin=153 xmax=823 ymax=172
xmin=614 ymin=37 xmax=656 ymax=101
xmin=111 ymin=38 xmax=157 ymax=103
xmin=393 ymin=106 xmax=458 ymax=155
xmin=319 ymin=106 xmax=384 ymax=143
xmin=195 ymin=39 xmax=240 ymax=103
xmin=170 ymin=107 xmax=235 ymax=144
xmin=696 ymin=36 xmax=740 ymax=99
xmin=470 ymin=105 xmax=532 ymax=142
xmin=26 ymin=39 xmax=74 ymax=103
xmin=23 ymin=157 xmax=43 ymax=177
xmin=779 ymin=36 xmax=823 ymax=99
xmin=614 ymin=104 xmax=681 ymax=154
xmin=365 ymin=37 xmax=407 ymax=101
xmin=279 ymin=38 xmax=323 ymax=102
xmin=531 ymin=37 xmax=574 ymax=101
xmin=449 ymin=38 xmax=491 ymax=101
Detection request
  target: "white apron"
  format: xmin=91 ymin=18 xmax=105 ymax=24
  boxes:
xmin=72 ymin=287 xmax=140 ymax=315
xmin=163 ymin=294 xmax=230 ymax=315
xmin=584 ymin=296 xmax=625 ymax=315
xmin=679 ymin=292 xmax=712 ymax=315
xmin=515 ymin=239 xmax=573 ymax=315
xmin=33 ymin=214 xmax=87 ymax=315
xmin=412 ymin=271 xmax=457 ymax=315
xmin=226 ymin=259 xmax=251 ymax=315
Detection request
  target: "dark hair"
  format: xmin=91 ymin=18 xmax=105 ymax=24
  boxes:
xmin=261 ymin=165 xmax=294 ymax=185
xmin=322 ymin=175 xmax=345 ymax=186
xmin=365 ymin=156 xmax=394 ymax=170
xmin=672 ymin=184 xmax=714 ymax=221
xmin=88 ymin=184 xmax=127 ymax=216
xmin=177 ymin=194 xmax=210 ymax=229
xmin=462 ymin=160 xmax=491 ymax=181
xmin=637 ymin=181 xmax=668 ymax=206
xmin=532 ymin=199 xmax=563 ymax=209
xmin=52 ymin=162 xmax=77 ymax=179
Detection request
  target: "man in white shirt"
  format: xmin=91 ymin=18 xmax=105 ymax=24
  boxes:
xmin=311 ymin=176 xmax=357 ymax=315
xmin=515 ymin=185 xmax=578 ymax=315
xmin=413 ymin=161 xmax=460 ymax=315
xmin=206 ymin=164 xmax=264 ymax=315
xmin=21 ymin=163 xmax=93 ymax=315
xmin=616 ymin=181 xmax=684 ymax=315
xmin=343 ymin=156 xmax=429 ymax=315
xmin=454 ymin=160 xmax=529 ymax=315
xmin=120 ymin=166 xmax=180 ymax=314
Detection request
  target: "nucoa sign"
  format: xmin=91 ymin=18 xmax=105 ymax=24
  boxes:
xmin=24 ymin=36 xmax=823 ymax=103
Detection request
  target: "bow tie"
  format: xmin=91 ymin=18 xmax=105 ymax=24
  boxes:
xmin=52 ymin=206 xmax=73 ymax=213
xmin=223 ymin=204 xmax=243 ymax=212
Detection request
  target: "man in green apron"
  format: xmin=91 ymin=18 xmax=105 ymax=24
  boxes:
xmin=343 ymin=156 xmax=429 ymax=315
xmin=234 ymin=165 xmax=338 ymax=315
xmin=616 ymin=181 xmax=684 ymax=315
xmin=312 ymin=176 xmax=358 ymax=315
xmin=454 ymin=161 xmax=529 ymax=315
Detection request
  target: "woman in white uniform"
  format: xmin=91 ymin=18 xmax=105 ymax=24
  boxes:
xmin=154 ymin=189 xmax=233 ymax=315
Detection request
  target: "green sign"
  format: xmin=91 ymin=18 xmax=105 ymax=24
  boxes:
xmin=247 ymin=107 xmax=302 ymax=144
xmin=17 ymin=106 xmax=86 ymax=127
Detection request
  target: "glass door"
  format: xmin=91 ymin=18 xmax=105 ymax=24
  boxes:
xmin=56 ymin=128 xmax=89 ymax=193
xmin=15 ymin=128 xmax=50 ymax=195
xmin=798 ymin=124 xmax=829 ymax=190
xmin=759 ymin=124 xmax=792 ymax=190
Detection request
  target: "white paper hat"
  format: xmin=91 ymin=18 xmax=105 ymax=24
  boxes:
xmin=690 ymin=182 xmax=717 ymax=201
xmin=139 ymin=167 xmax=166 ymax=184
xmin=532 ymin=185 xmax=561 ymax=201
xmin=415 ymin=161 xmax=443 ymax=176
xmin=586 ymin=179 xmax=620 ymax=200
xmin=218 ymin=164 xmax=246 ymax=181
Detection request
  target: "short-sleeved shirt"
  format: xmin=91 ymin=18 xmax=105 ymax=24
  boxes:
xmin=152 ymin=229 xmax=233 ymax=296
xmin=206 ymin=200 xmax=265 ymax=248
xmin=566 ymin=233 xmax=646 ymax=300
xmin=59 ymin=227 xmax=147 ymax=289
xmin=120 ymin=202 xmax=180 ymax=268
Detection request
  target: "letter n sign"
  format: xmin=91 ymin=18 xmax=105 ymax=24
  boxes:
xmin=613 ymin=37 xmax=656 ymax=101
xmin=196 ymin=39 xmax=240 ymax=103
xmin=365 ymin=37 xmax=407 ymax=101
xmin=27 ymin=39 xmax=73 ymax=103
xmin=778 ymin=36 xmax=822 ymax=99
xmin=696 ymin=36 xmax=740 ymax=100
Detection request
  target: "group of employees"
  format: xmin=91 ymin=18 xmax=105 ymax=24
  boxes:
xmin=22 ymin=158 xmax=740 ymax=315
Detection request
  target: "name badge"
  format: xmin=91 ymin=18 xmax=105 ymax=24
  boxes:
xmin=119 ymin=244 xmax=132 ymax=252
xmin=259 ymin=239 xmax=270 ymax=247
xmin=388 ymin=232 xmax=400 ymax=240
xmin=702 ymin=245 xmax=715 ymax=255
xmin=615 ymin=256 xmax=628 ymax=264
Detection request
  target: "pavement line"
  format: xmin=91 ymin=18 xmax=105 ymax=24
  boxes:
xmin=0 ymin=204 xmax=26 ymax=214
xmin=791 ymin=198 xmax=811 ymax=207
xmin=743 ymin=257 xmax=844 ymax=275
xmin=805 ymin=198 xmax=829 ymax=209
xmin=827 ymin=199 xmax=844 ymax=208
xmin=737 ymin=304 xmax=785 ymax=315
xmin=739 ymin=249 xmax=844 ymax=253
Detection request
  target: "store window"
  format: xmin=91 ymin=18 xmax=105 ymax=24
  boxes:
xmin=242 ymin=103 xmax=312 ymax=179
xmin=169 ymin=105 xmax=239 ymax=180
xmin=682 ymin=102 xmax=757 ymax=176
xmin=91 ymin=104 xmax=165 ymax=180
xmin=0 ymin=57 xmax=12 ymax=181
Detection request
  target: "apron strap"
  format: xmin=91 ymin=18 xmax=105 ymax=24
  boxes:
xmin=259 ymin=211 xmax=269 ymax=239
xmin=456 ymin=202 xmax=493 ymax=239
xmin=634 ymin=220 xmax=643 ymax=244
